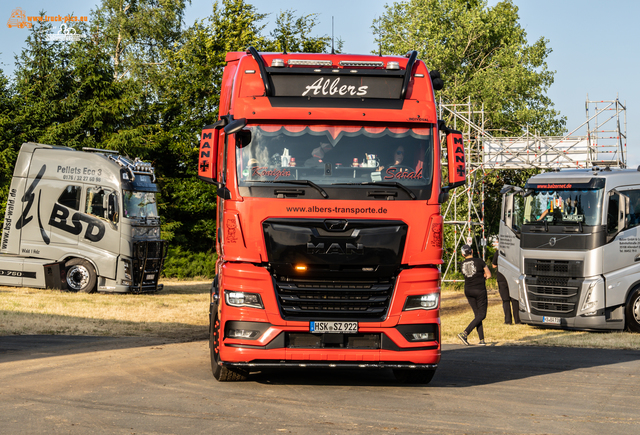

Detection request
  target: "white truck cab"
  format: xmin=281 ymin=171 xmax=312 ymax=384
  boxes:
xmin=499 ymin=166 xmax=640 ymax=332
xmin=0 ymin=143 xmax=167 ymax=293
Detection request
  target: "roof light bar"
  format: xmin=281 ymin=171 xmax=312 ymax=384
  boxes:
xmin=271 ymin=59 xmax=285 ymax=67
xmin=386 ymin=61 xmax=400 ymax=70
xmin=339 ymin=60 xmax=384 ymax=67
xmin=289 ymin=59 xmax=332 ymax=66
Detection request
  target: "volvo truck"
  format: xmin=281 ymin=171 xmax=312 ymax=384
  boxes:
xmin=199 ymin=48 xmax=466 ymax=382
xmin=1 ymin=142 xmax=167 ymax=293
xmin=499 ymin=166 xmax=640 ymax=332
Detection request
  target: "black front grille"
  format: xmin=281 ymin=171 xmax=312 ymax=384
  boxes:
xmin=524 ymin=259 xmax=583 ymax=277
xmin=524 ymin=258 xmax=583 ymax=317
xmin=287 ymin=332 xmax=381 ymax=349
xmin=530 ymin=298 xmax=575 ymax=314
xmin=132 ymin=240 xmax=168 ymax=293
xmin=275 ymin=278 xmax=394 ymax=321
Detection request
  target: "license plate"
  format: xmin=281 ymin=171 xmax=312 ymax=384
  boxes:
xmin=543 ymin=316 xmax=561 ymax=325
xmin=145 ymin=274 xmax=155 ymax=280
xmin=310 ymin=321 xmax=358 ymax=333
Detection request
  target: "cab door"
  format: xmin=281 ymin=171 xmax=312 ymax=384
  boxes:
xmin=498 ymin=185 xmax=524 ymax=299
xmin=78 ymin=186 xmax=121 ymax=279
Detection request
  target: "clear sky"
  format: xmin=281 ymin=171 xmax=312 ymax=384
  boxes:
xmin=1 ymin=0 xmax=638 ymax=166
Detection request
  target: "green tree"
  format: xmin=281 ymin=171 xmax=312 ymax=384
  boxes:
xmin=145 ymin=0 xmax=270 ymax=251
xmin=0 ymin=67 xmax=17 ymax=223
xmin=375 ymin=0 xmax=563 ymax=258
xmin=151 ymin=0 xmax=335 ymax=251
xmin=266 ymin=10 xmax=330 ymax=53
xmin=91 ymin=0 xmax=188 ymax=80
xmin=373 ymin=0 xmax=565 ymax=136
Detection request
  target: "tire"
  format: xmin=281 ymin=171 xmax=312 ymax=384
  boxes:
xmin=210 ymin=313 xmax=248 ymax=381
xmin=65 ymin=258 xmax=97 ymax=293
xmin=393 ymin=369 xmax=436 ymax=385
xmin=625 ymin=288 xmax=640 ymax=333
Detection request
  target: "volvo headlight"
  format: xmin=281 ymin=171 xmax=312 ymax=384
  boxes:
xmin=122 ymin=259 xmax=132 ymax=280
xmin=131 ymin=226 xmax=160 ymax=238
xmin=404 ymin=293 xmax=439 ymax=311
xmin=581 ymin=279 xmax=603 ymax=313
xmin=225 ymin=291 xmax=264 ymax=309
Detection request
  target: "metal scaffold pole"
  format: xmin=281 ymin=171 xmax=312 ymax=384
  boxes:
xmin=439 ymin=96 xmax=627 ymax=282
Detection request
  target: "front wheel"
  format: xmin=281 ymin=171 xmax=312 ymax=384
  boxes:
xmin=65 ymin=258 xmax=96 ymax=293
xmin=625 ymin=288 xmax=640 ymax=333
xmin=210 ymin=313 xmax=248 ymax=381
xmin=393 ymin=368 xmax=436 ymax=384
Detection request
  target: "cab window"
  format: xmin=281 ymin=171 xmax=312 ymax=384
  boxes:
xmin=58 ymin=185 xmax=81 ymax=210
xmin=86 ymin=187 xmax=119 ymax=223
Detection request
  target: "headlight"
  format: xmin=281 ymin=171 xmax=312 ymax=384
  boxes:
xmin=581 ymin=279 xmax=603 ymax=313
xmin=131 ymin=226 xmax=160 ymax=238
xmin=404 ymin=293 xmax=439 ymax=311
xmin=122 ymin=259 xmax=132 ymax=280
xmin=225 ymin=290 xmax=264 ymax=309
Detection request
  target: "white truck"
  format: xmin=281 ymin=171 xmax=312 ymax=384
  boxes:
xmin=499 ymin=166 xmax=640 ymax=332
xmin=0 ymin=142 xmax=167 ymax=293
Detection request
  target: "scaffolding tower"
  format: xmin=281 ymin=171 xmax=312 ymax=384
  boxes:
xmin=439 ymin=96 xmax=627 ymax=281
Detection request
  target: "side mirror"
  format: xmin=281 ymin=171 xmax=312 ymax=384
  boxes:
xmin=429 ymin=70 xmax=443 ymax=91
xmin=235 ymin=129 xmax=252 ymax=148
xmin=445 ymin=129 xmax=465 ymax=187
xmin=198 ymin=127 xmax=218 ymax=184
xmin=438 ymin=124 xmax=466 ymax=204
xmin=107 ymin=192 xmax=118 ymax=223
xmin=199 ymin=117 xmax=231 ymax=185
xmin=607 ymin=190 xmax=630 ymax=241
xmin=224 ymin=118 xmax=247 ymax=135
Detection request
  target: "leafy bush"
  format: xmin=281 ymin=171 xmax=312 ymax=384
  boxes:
xmin=162 ymin=246 xmax=217 ymax=279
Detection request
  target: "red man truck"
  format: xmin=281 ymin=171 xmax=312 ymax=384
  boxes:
xmin=198 ymin=47 xmax=466 ymax=383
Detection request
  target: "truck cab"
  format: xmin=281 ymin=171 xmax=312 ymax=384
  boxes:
xmin=499 ymin=166 xmax=640 ymax=331
xmin=199 ymin=48 xmax=465 ymax=382
xmin=1 ymin=143 xmax=167 ymax=293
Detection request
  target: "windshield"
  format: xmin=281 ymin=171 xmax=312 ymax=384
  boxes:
xmin=123 ymin=191 xmax=158 ymax=219
xmin=236 ymin=124 xmax=433 ymax=189
xmin=524 ymin=189 xmax=603 ymax=226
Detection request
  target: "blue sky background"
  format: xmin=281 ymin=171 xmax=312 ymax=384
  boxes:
xmin=1 ymin=0 xmax=638 ymax=165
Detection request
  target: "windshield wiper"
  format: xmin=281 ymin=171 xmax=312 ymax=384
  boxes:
xmin=332 ymin=182 xmax=416 ymax=200
xmin=268 ymin=180 xmax=329 ymax=198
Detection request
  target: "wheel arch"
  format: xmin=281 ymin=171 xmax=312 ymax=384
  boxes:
xmin=61 ymin=255 xmax=100 ymax=277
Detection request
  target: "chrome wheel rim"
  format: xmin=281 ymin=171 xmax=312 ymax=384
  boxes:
xmin=634 ymin=295 xmax=640 ymax=324
xmin=67 ymin=265 xmax=89 ymax=291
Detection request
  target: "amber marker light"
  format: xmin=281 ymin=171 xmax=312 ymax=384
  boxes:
xmin=295 ymin=265 xmax=307 ymax=272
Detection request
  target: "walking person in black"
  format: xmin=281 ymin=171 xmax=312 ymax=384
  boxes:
xmin=457 ymin=245 xmax=491 ymax=345
xmin=491 ymin=239 xmax=520 ymax=324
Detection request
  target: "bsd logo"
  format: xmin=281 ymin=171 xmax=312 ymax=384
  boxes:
xmin=49 ymin=203 xmax=105 ymax=242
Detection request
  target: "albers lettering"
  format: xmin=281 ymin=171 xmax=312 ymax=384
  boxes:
xmin=49 ymin=203 xmax=106 ymax=242
xmin=302 ymin=77 xmax=368 ymax=97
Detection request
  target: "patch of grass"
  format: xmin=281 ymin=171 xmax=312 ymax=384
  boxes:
xmin=0 ymin=280 xmax=211 ymax=340
xmin=1 ymin=280 xmax=639 ymax=349
xmin=441 ymin=287 xmax=640 ymax=349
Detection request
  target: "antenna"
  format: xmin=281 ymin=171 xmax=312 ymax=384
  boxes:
xmin=331 ymin=16 xmax=335 ymax=54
